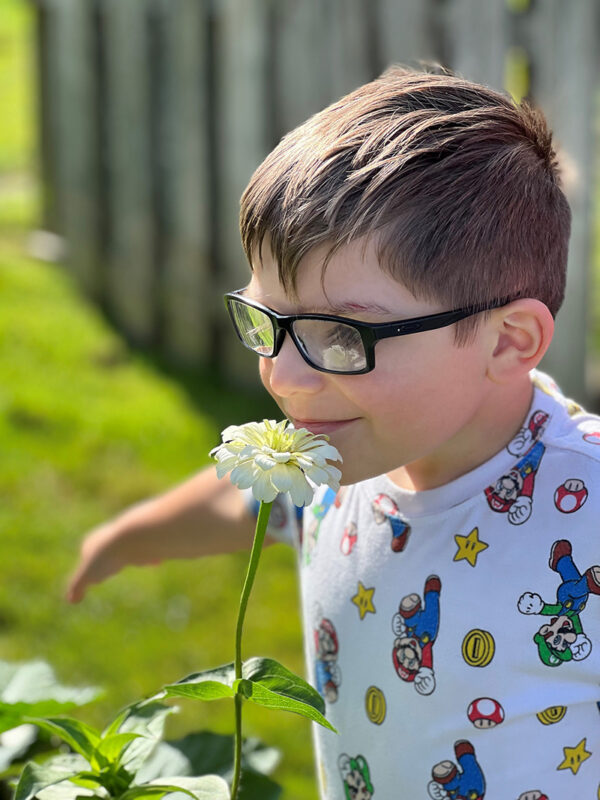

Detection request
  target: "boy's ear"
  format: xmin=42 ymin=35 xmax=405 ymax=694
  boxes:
xmin=486 ymin=299 xmax=554 ymax=384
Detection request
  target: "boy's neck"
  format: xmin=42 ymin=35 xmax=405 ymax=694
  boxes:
xmin=387 ymin=374 xmax=534 ymax=492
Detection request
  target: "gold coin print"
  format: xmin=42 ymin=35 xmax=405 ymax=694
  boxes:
xmin=536 ymin=705 xmax=567 ymax=725
xmin=365 ymin=685 xmax=386 ymax=725
xmin=462 ymin=629 xmax=495 ymax=667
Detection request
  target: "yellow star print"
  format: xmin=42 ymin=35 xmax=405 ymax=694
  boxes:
xmin=351 ymin=582 xmax=376 ymax=620
xmin=454 ymin=527 xmax=489 ymax=567
xmin=557 ymin=738 xmax=592 ymax=775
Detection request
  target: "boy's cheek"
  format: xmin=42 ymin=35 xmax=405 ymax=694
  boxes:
xmin=258 ymin=360 xmax=282 ymax=408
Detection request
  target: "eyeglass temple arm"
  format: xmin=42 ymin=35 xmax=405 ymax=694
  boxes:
xmin=373 ymin=299 xmax=511 ymax=341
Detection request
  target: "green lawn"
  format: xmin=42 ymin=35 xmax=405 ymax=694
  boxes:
xmin=0 ymin=3 xmax=317 ymax=797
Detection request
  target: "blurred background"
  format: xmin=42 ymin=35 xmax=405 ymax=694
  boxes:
xmin=0 ymin=0 xmax=599 ymax=797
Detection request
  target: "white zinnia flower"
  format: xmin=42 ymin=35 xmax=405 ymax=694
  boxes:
xmin=210 ymin=419 xmax=343 ymax=506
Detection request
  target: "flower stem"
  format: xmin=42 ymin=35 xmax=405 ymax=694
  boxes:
xmin=230 ymin=500 xmax=273 ymax=800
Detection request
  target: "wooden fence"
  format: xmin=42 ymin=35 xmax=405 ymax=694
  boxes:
xmin=34 ymin=0 xmax=599 ymax=399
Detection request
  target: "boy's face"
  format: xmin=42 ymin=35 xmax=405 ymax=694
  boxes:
xmin=246 ymin=239 xmax=493 ymax=486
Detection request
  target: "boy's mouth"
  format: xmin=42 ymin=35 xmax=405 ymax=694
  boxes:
xmin=289 ymin=417 xmax=359 ymax=436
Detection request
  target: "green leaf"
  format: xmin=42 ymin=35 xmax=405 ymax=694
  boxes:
xmin=135 ymin=732 xmax=280 ymax=788
xmin=14 ymin=759 xmax=86 ymax=800
xmin=161 ymin=665 xmax=236 ymax=703
xmin=236 ymin=769 xmax=281 ymax=800
xmin=0 ymin=722 xmax=37 ymax=771
xmin=104 ymin=701 xmax=174 ymax=739
xmin=67 ymin=771 xmax=106 ymax=789
xmin=121 ymin=776 xmax=229 ymax=800
xmin=91 ymin=732 xmax=141 ymax=769
xmin=26 ymin=718 xmax=101 ymax=761
xmin=237 ymin=658 xmax=336 ymax=732
xmin=0 ymin=661 xmax=100 ymax=735
xmin=160 ymin=659 xmax=336 ymax=730
xmin=36 ymin=786 xmax=97 ymax=800
xmin=112 ymin=703 xmax=178 ymax=772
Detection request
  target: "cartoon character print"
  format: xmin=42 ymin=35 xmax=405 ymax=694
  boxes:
xmin=531 ymin=371 xmax=583 ymax=417
xmin=340 ymin=522 xmax=358 ymax=555
xmin=392 ymin=575 xmax=441 ymax=695
xmin=485 ymin=440 xmax=545 ymax=524
xmin=516 ymin=793 xmax=548 ymax=800
xmin=338 ymin=754 xmax=374 ymax=799
xmin=313 ymin=607 xmax=341 ymax=702
xmin=518 ymin=539 xmax=600 ymax=666
xmin=467 ymin=697 xmax=504 ymax=728
xmin=507 ymin=410 xmax=549 ymax=456
xmin=372 ymin=493 xmax=411 ymax=552
xmin=553 ymin=478 xmax=588 ymax=514
xmin=304 ymin=486 xmax=341 ymax=564
xmin=428 ymin=740 xmax=485 ymax=799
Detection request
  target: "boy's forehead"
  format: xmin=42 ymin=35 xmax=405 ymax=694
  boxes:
xmin=251 ymin=237 xmax=437 ymax=316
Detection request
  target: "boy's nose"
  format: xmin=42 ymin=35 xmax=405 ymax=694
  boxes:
xmin=262 ymin=334 xmax=325 ymax=397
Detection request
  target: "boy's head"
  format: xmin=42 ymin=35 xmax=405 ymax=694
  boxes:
xmin=240 ymin=66 xmax=570 ymax=345
xmin=233 ymin=68 xmax=570 ymax=485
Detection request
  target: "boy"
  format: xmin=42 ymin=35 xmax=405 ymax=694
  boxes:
xmin=68 ymin=68 xmax=599 ymax=797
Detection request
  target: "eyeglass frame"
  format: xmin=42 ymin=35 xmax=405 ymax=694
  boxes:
xmin=224 ymin=288 xmax=512 ymax=376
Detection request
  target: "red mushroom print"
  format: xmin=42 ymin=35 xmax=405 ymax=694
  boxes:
xmin=553 ymin=479 xmax=588 ymax=514
xmin=467 ymin=697 xmax=505 ymax=729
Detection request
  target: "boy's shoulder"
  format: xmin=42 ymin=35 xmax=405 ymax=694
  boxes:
xmin=531 ymin=370 xmax=600 ymax=465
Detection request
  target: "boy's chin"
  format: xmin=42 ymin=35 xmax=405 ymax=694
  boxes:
xmin=338 ymin=461 xmax=393 ymax=486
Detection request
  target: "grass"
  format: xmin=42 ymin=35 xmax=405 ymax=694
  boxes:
xmin=0 ymin=240 xmax=318 ymax=799
xmin=0 ymin=3 xmax=317 ymax=798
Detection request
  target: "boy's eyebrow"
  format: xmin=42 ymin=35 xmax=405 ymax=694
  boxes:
xmin=301 ymin=300 xmax=394 ymax=316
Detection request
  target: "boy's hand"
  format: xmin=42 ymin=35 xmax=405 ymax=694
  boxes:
xmin=66 ymin=468 xmax=255 ymax=604
xmin=66 ymin=524 xmax=158 ymax=603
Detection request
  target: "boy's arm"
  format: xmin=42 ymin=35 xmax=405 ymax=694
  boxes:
xmin=67 ymin=465 xmax=258 ymax=603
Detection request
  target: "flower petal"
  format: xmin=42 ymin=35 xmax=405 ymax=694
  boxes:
xmin=212 ymin=418 xmax=342 ymax=501
xmin=230 ymin=461 xmax=258 ymax=489
xmin=288 ymin=475 xmax=314 ymax=507
xmin=269 ymin=464 xmax=294 ymax=492
xmin=251 ymin=471 xmax=279 ymax=503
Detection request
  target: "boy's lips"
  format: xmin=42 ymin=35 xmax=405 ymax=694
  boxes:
xmin=289 ymin=417 xmax=359 ymax=435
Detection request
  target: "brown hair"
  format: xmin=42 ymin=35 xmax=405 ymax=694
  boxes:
xmin=240 ymin=66 xmax=571 ymax=344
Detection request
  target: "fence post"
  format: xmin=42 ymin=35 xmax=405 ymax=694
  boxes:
xmin=152 ymin=0 xmax=212 ymax=365
xmin=527 ymin=0 xmax=599 ymax=404
xmin=444 ymin=0 xmax=507 ymax=88
xmin=377 ymin=0 xmax=441 ymax=69
xmin=272 ymin=0 xmax=333 ymax=138
xmin=213 ymin=0 xmax=272 ymax=386
xmin=101 ymin=0 xmax=156 ymax=346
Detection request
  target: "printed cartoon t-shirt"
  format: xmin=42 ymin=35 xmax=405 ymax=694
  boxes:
xmin=267 ymin=370 xmax=600 ymax=800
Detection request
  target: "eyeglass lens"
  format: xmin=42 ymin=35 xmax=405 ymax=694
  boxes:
xmin=228 ymin=299 xmax=368 ymax=372
xmin=229 ymin=300 xmax=275 ymax=355
xmin=292 ymin=319 xmax=367 ymax=371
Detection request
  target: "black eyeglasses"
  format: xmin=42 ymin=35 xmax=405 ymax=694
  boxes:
xmin=224 ymin=289 xmax=510 ymax=375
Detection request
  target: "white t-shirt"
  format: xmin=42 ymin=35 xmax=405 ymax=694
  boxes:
xmin=265 ymin=371 xmax=600 ymax=800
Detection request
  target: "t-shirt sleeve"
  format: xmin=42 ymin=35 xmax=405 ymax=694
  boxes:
xmin=242 ymin=488 xmax=303 ymax=548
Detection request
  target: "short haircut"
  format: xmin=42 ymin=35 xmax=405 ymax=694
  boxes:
xmin=240 ymin=66 xmax=571 ymax=344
